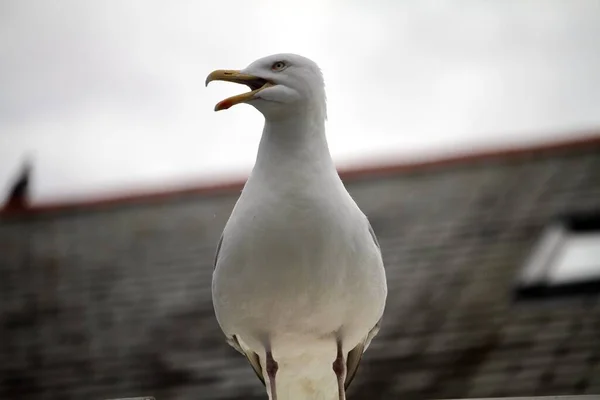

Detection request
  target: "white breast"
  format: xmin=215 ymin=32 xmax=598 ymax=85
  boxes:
xmin=212 ymin=182 xmax=386 ymax=355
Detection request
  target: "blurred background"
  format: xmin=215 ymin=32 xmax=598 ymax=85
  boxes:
xmin=1 ymin=1 xmax=600 ymax=399
xmin=2 ymin=0 xmax=600 ymax=203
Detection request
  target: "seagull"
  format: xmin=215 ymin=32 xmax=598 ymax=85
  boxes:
xmin=205 ymin=54 xmax=387 ymax=400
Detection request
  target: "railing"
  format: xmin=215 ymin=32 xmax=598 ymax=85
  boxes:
xmin=442 ymin=397 xmax=600 ymax=400
xmin=105 ymin=396 xmax=599 ymax=400
xmin=105 ymin=397 xmax=155 ymax=400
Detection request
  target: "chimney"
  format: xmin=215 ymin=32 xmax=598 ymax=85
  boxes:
xmin=3 ymin=159 xmax=32 ymax=212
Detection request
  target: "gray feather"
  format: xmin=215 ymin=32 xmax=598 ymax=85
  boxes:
xmin=213 ymin=234 xmax=223 ymax=270
xmin=228 ymin=335 xmax=266 ymax=386
xmin=344 ymin=317 xmax=382 ymax=390
xmin=367 ymin=219 xmax=380 ymax=250
xmin=216 ymin=239 xmax=265 ymax=385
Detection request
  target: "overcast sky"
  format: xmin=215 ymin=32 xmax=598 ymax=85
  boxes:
xmin=1 ymin=0 xmax=600 ymax=204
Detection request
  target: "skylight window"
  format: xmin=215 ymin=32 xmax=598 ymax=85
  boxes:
xmin=549 ymin=232 xmax=600 ymax=284
xmin=515 ymin=211 xmax=600 ymax=299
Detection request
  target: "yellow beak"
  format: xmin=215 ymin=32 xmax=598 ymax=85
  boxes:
xmin=205 ymin=69 xmax=273 ymax=111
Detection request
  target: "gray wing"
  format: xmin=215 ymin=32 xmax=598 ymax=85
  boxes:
xmin=213 ymin=234 xmax=224 ymax=271
xmin=345 ymin=317 xmax=382 ymax=390
xmin=367 ymin=218 xmax=381 ymax=250
xmin=213 ymin=235 xmax=267 ymax=386
xmin=344 ymin=220 xmax=383 ymax=389
xmin=227 ymin=335 xmax=266 ymax=386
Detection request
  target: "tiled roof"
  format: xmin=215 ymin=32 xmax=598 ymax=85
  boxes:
xmin=1 ymin=135 xmax=600 ymax=399
xmin=2 ymin=132 xmax=599 ymax=216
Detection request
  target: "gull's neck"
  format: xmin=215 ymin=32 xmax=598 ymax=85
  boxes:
xmin=250 ymin=109 xmax=339 ymax=186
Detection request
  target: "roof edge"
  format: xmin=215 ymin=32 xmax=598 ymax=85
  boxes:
xmin=2 ymin=132 xmax=600 ymax=217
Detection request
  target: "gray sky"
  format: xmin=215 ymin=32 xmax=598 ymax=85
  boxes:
xmin=2 ymin=0 xmax=600 ymax=204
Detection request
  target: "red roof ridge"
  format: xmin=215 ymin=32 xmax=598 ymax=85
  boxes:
xmin=2 ymin=132 xmax=600 ymax=217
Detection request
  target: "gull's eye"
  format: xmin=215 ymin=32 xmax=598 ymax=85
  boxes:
xmin=271 ymin=61 xmax=287 ymax=71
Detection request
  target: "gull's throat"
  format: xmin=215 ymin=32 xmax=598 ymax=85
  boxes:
xmin=251 ymin=110 xmax=337 ymax=186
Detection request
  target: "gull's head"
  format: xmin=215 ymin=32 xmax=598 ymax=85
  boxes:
xmin=205 ymin=53 xmax=326 ymax=119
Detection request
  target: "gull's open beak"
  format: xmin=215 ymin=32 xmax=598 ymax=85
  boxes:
xmin=205 ymin=70 xmax=273 ymax=111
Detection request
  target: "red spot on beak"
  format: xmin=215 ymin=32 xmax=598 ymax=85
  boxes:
xmin=215 ymin=99 xmax=232 ymax=111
